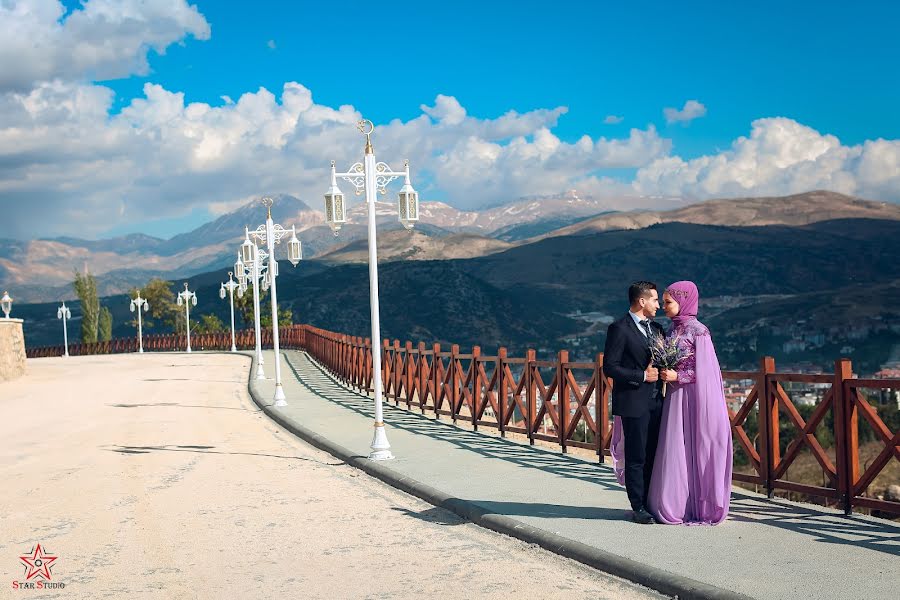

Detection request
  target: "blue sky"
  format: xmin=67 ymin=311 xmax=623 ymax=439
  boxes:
xmin=3 ymin=0 xmax=900 ymax=239
xmin=96 ymin=0 xmax=899 ymax=154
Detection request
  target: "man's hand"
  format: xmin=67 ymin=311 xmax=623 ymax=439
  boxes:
xmin=661 ymin=369 xmax=678 ymax=382
xmin=644 ymin=366 xmax=659 ymax=382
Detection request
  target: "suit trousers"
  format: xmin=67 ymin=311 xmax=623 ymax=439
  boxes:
xmin=621 ymin=401 xmax=663 ymax=511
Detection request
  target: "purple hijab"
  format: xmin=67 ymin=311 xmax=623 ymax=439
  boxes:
xmin=666 ymin=280 xmax=699 ymax=325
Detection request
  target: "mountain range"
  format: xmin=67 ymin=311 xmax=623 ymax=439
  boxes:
xmin=15 ymin=190 xmax=900 ymax=374
xmin=5 ymin=189 xmax=895 ymax=305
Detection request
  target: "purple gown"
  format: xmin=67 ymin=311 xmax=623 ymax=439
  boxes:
xmin=646 ymin=319 xmax=733 ymax=524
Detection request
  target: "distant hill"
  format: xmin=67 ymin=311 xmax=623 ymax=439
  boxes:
xmin=6 ymin=189 xmax=900 ymax=306
xmin=539 ymin=191 xmax=900 ymax=239
xmin=19 ymin=216 xmax=900 ymax=373
xmin=466 ymin=218 xmax=900 ymax=311
xmin=317 ymin=230 xmax=513 ymax=264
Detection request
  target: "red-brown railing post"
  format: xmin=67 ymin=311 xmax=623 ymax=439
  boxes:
xmin=392 ymin=339 xmax=401 ymax=406
xmin=596 ymin=352 xmax=606 ymax=462
xmin=558 ymin=350 xmax=569 ymax=453
xmin=497 ymin=347 xmax=507 ymax=438
xmin=471 ymin=345 xmax=481 ymax=431
xmin=432 ymin=343 xmax=441 ymax=418
xmin=526 ymin=348 xmax=536 ymax=445
xmin=832 ymin=358 xmax=854 ymax=515
xmin=405 ymin=341 xmax=414 ymax=409
xmin=450 ymin=344 xmax=460 ymax=424
xmin=381 ymin=338 xmax=390 ymax=398
xmin=759 ymin=356 xmax=777 ymax=497
xmin=418 ymin=341 xmax=427 ymax=413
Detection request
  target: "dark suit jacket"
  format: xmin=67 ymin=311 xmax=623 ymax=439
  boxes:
xmin=603 ymin=313 xmax=664 ymax=418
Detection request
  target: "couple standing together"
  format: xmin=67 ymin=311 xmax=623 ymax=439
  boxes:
xmin=603 ymin=280 xmax=733 ymax=525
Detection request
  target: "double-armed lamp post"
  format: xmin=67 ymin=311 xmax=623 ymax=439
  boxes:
xmin=244 ymin=197 xmax=302 ymax=406
xmin=176 ymin=283 xmax=197 ymax=353
xmin=235 ymin=243 xmax=267 ymax=378
xmin=57 ymin=302 xmax=71 ymax=357
xmin=220 ymin=272 xmax=241 ymax=353
xmin=325 ymin=119 xmax=419 ymax=460
xmin=129 ymin=294 xmax=149 ymax=353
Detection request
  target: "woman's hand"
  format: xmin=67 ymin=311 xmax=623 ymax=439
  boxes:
xmin=661 ymin=369 xmax=678 ymax=382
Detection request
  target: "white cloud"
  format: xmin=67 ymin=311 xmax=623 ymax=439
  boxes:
xmin=664 ymin=100 xmax=707 ymax=124
xmin=0 ymin=79 xmax=670 ymax=238
xmin=0 ymin=0 xmax=210 ymax=93
xmin=634 ymin=117 xmax=900 ymax=201
xmin=604 ymin=115 xmax=624 ymax=124
xmin=0 ymin=3 xmax=898 ymax=241
xmin=267 ymin=39 xmax=276 ymax=50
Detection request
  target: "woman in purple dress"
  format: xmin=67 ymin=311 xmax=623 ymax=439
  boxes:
xmin=647 ymin=280 xmax=733 ymax=525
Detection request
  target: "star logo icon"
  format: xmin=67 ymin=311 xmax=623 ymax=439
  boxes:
xmin=19 ymin=544 xmax=58 ymax=581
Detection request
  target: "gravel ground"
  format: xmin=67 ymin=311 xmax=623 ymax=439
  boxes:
xmin=0 ymin=353 xmax=662 ymax=599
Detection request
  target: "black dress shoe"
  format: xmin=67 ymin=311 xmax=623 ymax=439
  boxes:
xmin=631 ymin=508 xmax=656 ymax=524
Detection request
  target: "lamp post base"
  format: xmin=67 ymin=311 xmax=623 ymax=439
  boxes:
xmin=273 ymin=384 xmax=287 ymax=407
xmin=256 ymin=363 xmax=266 ymax=379
xmin=369 ymin=424 xmax=394 ymax=460
xmin=231 ymin=346 xmax=237 ymax=352
xmin=139 ymin=348 xmax=143 ymax=353
xmin=186 ymin=347 xmax=192 ymax=353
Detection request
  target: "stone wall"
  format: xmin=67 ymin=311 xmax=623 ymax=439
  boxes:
xmin=0 ymin=319 xmax=26 ymax=381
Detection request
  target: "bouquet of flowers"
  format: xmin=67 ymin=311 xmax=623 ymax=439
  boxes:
xmin=650 ymin=333 xmax=693 ymax=395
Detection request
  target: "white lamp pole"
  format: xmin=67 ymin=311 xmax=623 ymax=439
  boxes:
xmin=56 ymin=302 xmax=71 ymax=357
xmin=326 ymin=119 xmax=420 ymax=460
xmin=176 ymin=282 xmax=197 ymax=353
xmin=237 ymin=239 xmax=267 ymax=378
xmin=248 ymin=197 xmax=302 ymax=407
xmin=220 ymin=271 xmax=240 ymax=352
xmin=129 ymin=294 xmax=149 ymax=353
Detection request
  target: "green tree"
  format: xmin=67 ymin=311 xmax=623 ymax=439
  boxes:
xmin=234 ymin=284 xmax=259 ymax=328
xmin=235 ymin=286 xmax=293 ymax=328
xmin=194 ymin=314 xmax=226 ymax=334
xmin=261 ymin=307 xmax=293 ymax=328
xmin=130 ymin=278 xmax=179 ymax=332
xmin=98 ymin=306 xmax=112 ymax=341
xmin=73 ymin=270 xmax=99 ymax=343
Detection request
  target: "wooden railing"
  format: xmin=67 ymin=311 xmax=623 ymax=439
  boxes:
xmin=27 ymin=323 xmax=900 ymax=516
xmin=300 ymin=325 xmax=900 ymax=517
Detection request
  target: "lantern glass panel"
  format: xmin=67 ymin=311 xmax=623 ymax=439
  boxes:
xmin=241 ymin=240 xmax=255 ymax=264
xmin=398 ymin=193 xmax=408 ymax=220
xmin=408 ymin=191 xmax=418 ymax=219
xmin=289 ymin=238 xmax=301 ymax=263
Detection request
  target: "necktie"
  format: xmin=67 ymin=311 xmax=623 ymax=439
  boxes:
xmin=639 ymin=320 xmax=652 ymax=339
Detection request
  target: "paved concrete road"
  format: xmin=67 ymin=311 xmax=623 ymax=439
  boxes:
xmin=0 ymin=354 xmax=660 ymax=599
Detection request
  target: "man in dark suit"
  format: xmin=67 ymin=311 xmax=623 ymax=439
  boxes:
xmin=603 ymin=281 xmax=664 ymax=524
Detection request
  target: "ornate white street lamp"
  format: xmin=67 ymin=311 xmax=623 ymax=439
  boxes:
xmin=325 ymin=119 xmax=420 ymax=460
xmin=220 ymin=271 xmax=241 ymax=353
xmin=247 ymin=197 xmax=302 ymax=406
xmin=129 ymin=293 xmax=149 ymax=353
xmin=57 ymin=302 xmax=72 ymax=357
xmin=176 ymin=282 xmax=197 ymax=353
xmin=1 ymin=291 xmax=12 ymax=319
xmin=236 ymin=241 xmax=267 ymax=379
